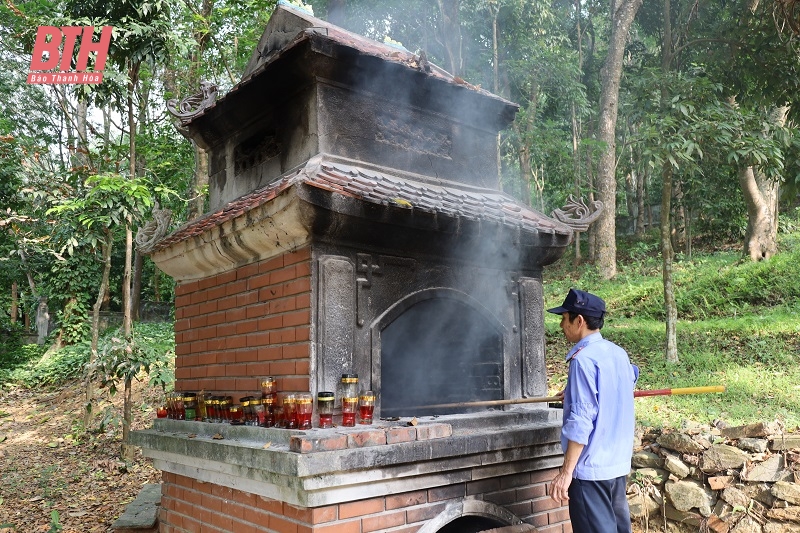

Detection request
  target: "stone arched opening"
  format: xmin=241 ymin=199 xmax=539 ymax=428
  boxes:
xmin=417 ymin=499 xmax=533 ymax=533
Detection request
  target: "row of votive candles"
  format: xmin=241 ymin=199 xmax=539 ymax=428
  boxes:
xmin=157 ymin=390 xmax=376 ymax=429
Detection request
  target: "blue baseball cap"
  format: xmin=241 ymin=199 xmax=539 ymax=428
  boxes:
xmin=547 ymin=288 xmax=606 ymax=318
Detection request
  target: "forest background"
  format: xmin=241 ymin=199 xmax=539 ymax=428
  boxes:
xmin=2 ymin=0 xmax=800 ymax=453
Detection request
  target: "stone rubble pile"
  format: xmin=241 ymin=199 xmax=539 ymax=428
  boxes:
xmin=628 ymin=421 xmax=800 ymax=533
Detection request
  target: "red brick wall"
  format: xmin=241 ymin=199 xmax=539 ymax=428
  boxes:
xmin=158 ymin=468 xmax=571 ymax=533
xmin=163 ymin=245 xmax=572 ymax=532
xmin=172 ymin=247 xmax=312 ymax=397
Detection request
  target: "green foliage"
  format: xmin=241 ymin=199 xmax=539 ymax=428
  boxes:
xmin=89 ymin=322 xmax=175 ymax=397
xmin=609 ymin=314 xmax=800 ymax=428
xmin=627 ymin=67 xmax=789 ymax=187
xmin=41 ymin=251 xmax=102 ymax=322
xmin=135 ymin=120 xmax=195 ymax=223
xmin=0 ymin=342 xmax=46 ymax=371
xmin=66 ymin=0 xmax=176 ymax=71
xmin=47 ymin=510 xmax=62 ymax=533
xmin=778 ymin=208 xmax=800 ymax=235
xmin=57 ymin=299 xmax=90 ymax=345
xmin=548 ymin=245 xmax=800 ymax=322
xmin=0 ymin=317 xmax=25 ymax=366
xmin=4 ymin=341 xmax=90 ymax=387
xmin=46 ymin=174 xmax=154 ymax=253
xmin=625 ymin=252 xmax=800 ymax=321
xmin=0 ymin=322 xmax=174 ymax=389
xmin=545 ymin=239 xmax=800 ymax=428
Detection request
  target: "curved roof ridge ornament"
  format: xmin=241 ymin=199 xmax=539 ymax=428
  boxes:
xmin=551 ymin=195 xmax=603 ymax=233
xmin=167 ymin=81 xmax=218 ymax=125
xmin=136 ymin=203 xmax=173 ymax=253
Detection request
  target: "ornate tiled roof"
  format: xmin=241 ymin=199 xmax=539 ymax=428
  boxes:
xmin=152 ymin=161 xmax=572 ymax=253
xmin=310 ymin=163 xmax=566 ymax=231
xmin=189 ymin=3 xmax=515 ymax=125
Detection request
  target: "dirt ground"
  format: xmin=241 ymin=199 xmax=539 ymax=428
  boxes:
xmin=0 ymin=379 xmax=161 ymax=532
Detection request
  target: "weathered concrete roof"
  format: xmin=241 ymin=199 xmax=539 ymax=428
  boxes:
xmin=188 ymin=1 xmax=517 ymax=126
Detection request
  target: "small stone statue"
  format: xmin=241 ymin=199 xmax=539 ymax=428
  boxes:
xmin=36 ymin=297 xmax=50 ymax=344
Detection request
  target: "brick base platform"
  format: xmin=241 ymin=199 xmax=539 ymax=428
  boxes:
xmin=158 ymin=467 xmax=570 ymax=533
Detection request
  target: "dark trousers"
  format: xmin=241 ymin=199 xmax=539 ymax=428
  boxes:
xmin=568 ymin=476 xmax=631 ymax=533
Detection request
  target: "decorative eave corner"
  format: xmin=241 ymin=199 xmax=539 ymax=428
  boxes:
xmin=551 ymin=195 xmax=603 ymax=233
xmin=135 ymin=204 xmax=173 ymax=254
xmin=166 ymin=81 xmax=218 ymax=137
xmin=148 ymin=187 xmax=311 ymax=282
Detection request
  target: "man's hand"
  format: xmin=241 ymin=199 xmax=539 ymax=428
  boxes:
xmin=549 ymin=468 xmax=572 ymax=502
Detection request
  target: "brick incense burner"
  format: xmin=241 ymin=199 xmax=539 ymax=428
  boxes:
xmin=133 ymin=3 xmax=575 ymax=532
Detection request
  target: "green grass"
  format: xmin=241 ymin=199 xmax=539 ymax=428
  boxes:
xmin=544 ymin=233 xmax=800 ymax=430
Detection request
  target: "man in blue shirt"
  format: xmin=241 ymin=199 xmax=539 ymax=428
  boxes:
xmin=547 ymin=288 xmax=638 ymax=533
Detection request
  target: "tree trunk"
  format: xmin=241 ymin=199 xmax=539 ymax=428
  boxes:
xmin=125 ymin=69 xmax=136 ymax=339
xmin=76 ymin=98 xmax=89 ymax=171
xmin=85 ymin=230 xmax=113 ymax=427
xmin=739 ymin=166 xmax=778 ymax=261
xmin=122 ymin=377 xmax=134 ymax=460
xmin=587 ymin=146 xmax=597 ymax=261
xmin=132 ymin=250 xmax=143 ymax=322
xmin=572 ymin=0 xmax=584 ymax=265
xmin=21 ymin=252 xmax=36 ymax=294
xmin=191 ymin=144 xmax=209 ymax=218
xmin=661 ymin=0 xmax=678 ymax=364
xmin=672 ymin=177 xmax=686 ymax=251
xmin=517 ymin=141 xmax=533 ymax=206
xmin=572 ymin=103 xmax=582 ymax=264
xmin=739 ymin=105 xmax=788 ymax=261
xmin=437 ymin=0 xmax=463 ymax=76
xmin=491 ymin=2 xmax=501 ymax=186
xmin=11 ymin=281 xmax=17 ymax=323
xmin=130 ymin=77 xmax=151 ymax=323
xmin=153 ymin=266 xmax=161 ymax=302
xmin=185 ymin=0 xmax=214 ymax=220
xmin=594 ymin=0 xmax=643 ymax=279
xmin=515 ymin=82 xmax=540 ymax=207
xmin=635 ymin=167 xmax=645 ymax=237
xmin=625 ymin=171 xmax=635 ymax=226
xmin=661 ymin=164 xmax=678 ymax=364
xmin=119 ymin=65 xmax=137 ymax=460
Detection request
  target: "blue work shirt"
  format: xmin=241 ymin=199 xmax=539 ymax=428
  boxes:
xmin=561 ymin=332 xmax=638 ymax=481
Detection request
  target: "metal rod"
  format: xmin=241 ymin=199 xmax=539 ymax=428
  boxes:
xmin=381 ymin=385 xmax=726 ymax=413
xmin=633 ymin=385 xmax=726 ymax=398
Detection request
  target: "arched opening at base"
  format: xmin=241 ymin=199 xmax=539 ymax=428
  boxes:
xmin=416 ymin=499 xmax=532 ymax=533
xmin=436 ymin=515 xmax=505 ymax=533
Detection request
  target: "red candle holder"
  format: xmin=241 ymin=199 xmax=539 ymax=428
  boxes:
xmin=341 ymin=396 xmax=357 ymax=427
xmin=358 ymin=390 xmax=375 ymax=425
xmin=297 ymin=393 xmax=313 ymax=430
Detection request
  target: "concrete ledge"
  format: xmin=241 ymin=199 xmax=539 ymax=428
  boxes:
xmin=132 ymin=410 xmax=564 ymax=506
xmin=112 ymin=483 xmax=161 ymax=533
